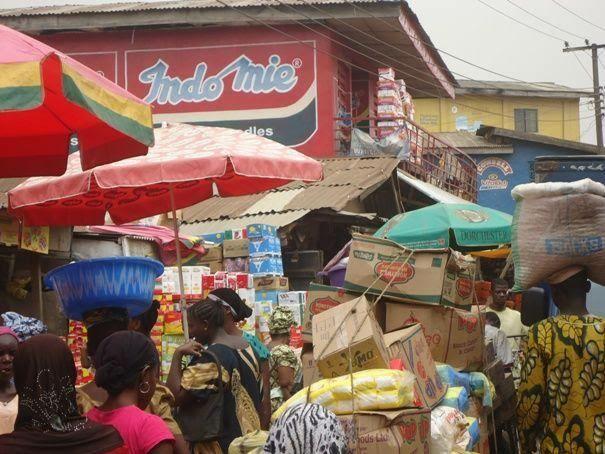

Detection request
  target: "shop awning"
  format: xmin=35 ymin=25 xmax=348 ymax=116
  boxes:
xmin=397 ymin=170 xmax=469 ymax=204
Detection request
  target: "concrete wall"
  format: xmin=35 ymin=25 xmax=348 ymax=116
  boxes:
xmin=414 ymin=95 xmax=581 ymax=141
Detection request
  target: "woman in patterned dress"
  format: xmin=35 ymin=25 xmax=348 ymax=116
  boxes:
xmin=267 ymin=306 xmax=301 ymax=414
xmin=167 ymin=298 xmax=261 ymax=453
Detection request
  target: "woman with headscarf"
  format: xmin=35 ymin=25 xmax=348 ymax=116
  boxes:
xmin=0 ymin=334 xmax=124 ymax=454
xmin=0 ymin=327 xmax=19 ymax=435
xmin=0 ymin=312 xmax=47 ymax=342
xmin=86 ymin=330 xmax=175 ymax=454
xmin=167 ymin=297 xmax=262 ymax=453
xmin=209 ymin=288 xmax=271 ymax=429
xmin=263 ymin=404 xmax=347 ymax=454
xmin=267 ymin=306 xmax=301 ymax=413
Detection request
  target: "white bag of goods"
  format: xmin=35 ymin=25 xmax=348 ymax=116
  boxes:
xmin=511 ymin=179 xmax=605 ymax=289
xmin=430 ymin=406 xmax=471 ymax=454
xmin=272 ymin=369 xmax=415 ymax=420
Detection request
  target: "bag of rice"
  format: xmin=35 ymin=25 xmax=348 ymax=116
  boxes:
xmin=511 ymin=179 xmax=605 ymax=290
xmin=271 ymin=369 xmax=415 ymax=420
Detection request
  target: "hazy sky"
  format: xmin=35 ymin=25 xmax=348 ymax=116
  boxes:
xmin=2 ymin=0 xmax=604 ymax=143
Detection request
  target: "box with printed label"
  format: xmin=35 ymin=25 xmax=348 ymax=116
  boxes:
xmin=338 ymin=408 xmax=431 ymax=454
xmin=253 ymin=276 xmax=289 ymax=291
xmin=201 ymin=244 xmax=223 ymax=262
xmin=223 ymin=257 xmax=249 ymax=273
xmin=250 ymin=255 xmax=283 ymax=275
xmin=223 ymin=239 xmax=250 ymax=258
xmin=303 ymin=284 xmax=358 ymax=342
xmin=256 ymin=290 xmax=282 ymax=304
xmin=312 ymin=295 xmax=389 ymax=378
xmin=384 ymin=302 xmax=484 ymax=371
xmin=383 ymin=324 xmax=447 ymax=409
xmin=278 ymin=291 xmax=307 ymax=306
xmin=200 ymin=233 xmax=224 ymax=244
xmin=199 ymin=261 xmax=223 ymax=274
xmin=249 ymin=236 xmax=281 ymax=256
xmin=247 ymin=224 xmax=277 ymax=239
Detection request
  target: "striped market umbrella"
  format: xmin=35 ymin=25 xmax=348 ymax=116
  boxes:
xmin=0 ymin=25 xmax=154 ymax=178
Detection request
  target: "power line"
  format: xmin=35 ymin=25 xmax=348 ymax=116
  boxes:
xmin=549 ymin=0 xmax=605 ymax=33
xmin=476 ymin=0 xmax=566 ymax=42
xmin=503 ymin=0 xmax=587 ymax=41
xmin=574 ymin=51 xmax=594 ymax=81
xmin=213 ymin=0 xmax=594 ymax=123
xmin=336 ymin=0 xmax=577 ymax=92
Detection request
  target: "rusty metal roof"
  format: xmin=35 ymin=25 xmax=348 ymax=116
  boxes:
xmin=433 ymin=132 xmax=513 ymax=153
xmin=0 ymin=0 xmax=395 ymax=17
xmin=181 ymin=155 xmax=399 ymax=227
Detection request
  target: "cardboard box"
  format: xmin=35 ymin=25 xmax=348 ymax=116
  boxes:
xmin=384 ymin=324 xmax=447 ymax=409
xmin=312 ymin=296 xmax=389 ymax=378
xmin=200 ymin=232 xmax=224 ymax=244
xmin=202 ymin=244 xmax=223 ymax=262
xmin=223 ymin=257 xmax=250 ymax=273
xmin=199 ymin=260 xmax=223 ymax=274
xmin=344 ymin=234 xmax=449 ymax=305
xmin=385 ymin=302 xmax=484 ymax=371
xmin=256 ymin=290 xmax=282 ymax=304
xmin=338 ymin=408 xmax=431 ymax=454
xmin=249 ymin=237 xmax=281 ymax=256
xmin=441 ymin=253 xmax=476 ymax=310
xmin=303 ymin=284 xmax=359 ymax=342
xmin=223 ymin=239 xmax=250 ymax=258
xmin=278 ymin=291 xmax=307 ymax=306
xmin=301 ymin=344 xmax=321 ymax=387
xmin=253 ymin=276 xmax=289 ymax=291
xmin=255 ymin=301 xmax=273 ymax=333
xmin=250 ymin=255 xmax=283 ymax=275
xmin=247 ymin=223 xmax=277 ymax=239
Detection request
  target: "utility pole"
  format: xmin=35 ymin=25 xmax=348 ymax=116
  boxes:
xmin=564 ymin=42 xmax=605 ymax=150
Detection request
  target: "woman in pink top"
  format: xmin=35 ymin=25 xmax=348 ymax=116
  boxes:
xmin=87 ymin=331 xmax=175 ymax=454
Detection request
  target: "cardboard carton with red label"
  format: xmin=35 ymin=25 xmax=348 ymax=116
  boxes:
xmin=384 ymin=324 xmax=447 ymax=409
xmin=344 ymin=234 xmax=476 ymax=308
xmin=383 ymin=302 xmax=484 ymax=371
xmin=338 ymin=408 xmax=431 ymax=454
xmin=302 ymin=283 xmax=358 ymax=343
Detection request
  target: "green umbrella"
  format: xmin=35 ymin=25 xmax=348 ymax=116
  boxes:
xmin=375 ymin=202 xmax=512 ymax=251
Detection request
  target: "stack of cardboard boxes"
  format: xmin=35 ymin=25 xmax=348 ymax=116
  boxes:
xmin=300 ymin=234 xmax=492 ymax=453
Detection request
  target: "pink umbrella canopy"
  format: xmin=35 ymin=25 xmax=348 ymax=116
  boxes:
xmin=8 ymin=123 xmax=323 ymax=226
xmin=0 ymin=25 xmax=154 ymax=177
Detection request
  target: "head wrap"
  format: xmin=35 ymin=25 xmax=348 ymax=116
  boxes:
xmin=210 ymin=288 xmax=253 ymax=323
xmin=268 ymin=306 xmax=296 ymax=335
xmin=1 ymin=312 xmax=46 ymax=342
xmin=263 ymin=404 xmax=347 ymax=454
xmin=94 ymin=330 xmax=158 ymax=396
xmin=0 ymin=327 xmax=19 ymax=343
xmin=208 ymin=293 xmax=238 ymax=318
xmin=0 ymin=334 xmax=123 ymax=454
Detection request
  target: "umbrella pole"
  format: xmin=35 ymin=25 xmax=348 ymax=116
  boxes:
xmin=169 ymin=185 xmax=189 ymax=340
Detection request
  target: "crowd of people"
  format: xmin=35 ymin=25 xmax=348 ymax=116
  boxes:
xmin=0 ymin=267 xmax=602 ymax=453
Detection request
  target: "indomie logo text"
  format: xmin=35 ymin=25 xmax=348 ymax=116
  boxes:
xmin=375 ymin=261 xmax=415 ymax=284
xmin=139 ymin=55 xmax=299 ymax=105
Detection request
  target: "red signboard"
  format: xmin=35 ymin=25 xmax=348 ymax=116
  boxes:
xmin=42 ymin=26 xmax=336 ymax=157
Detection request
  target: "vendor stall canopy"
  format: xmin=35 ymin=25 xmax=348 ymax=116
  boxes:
xmin=0 ymin=25 xmax=154 ymax=178
xmin=375 ymin=202 xmax=512 ymax=252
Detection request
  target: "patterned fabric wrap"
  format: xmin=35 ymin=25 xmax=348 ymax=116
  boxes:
xmin=517 ymin=314 xmax=605 ymax=452
xmin=268 ymin=306 xmax=295 ymax=335
xmin=263 ymin=403 xmax=346 ymax=454
xmin=269 ymin=344 xmax=301 ymax=413
xmin=1 ymin=312 xmax=46 ymax=342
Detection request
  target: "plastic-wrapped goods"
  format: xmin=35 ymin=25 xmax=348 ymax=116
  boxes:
xmin=272 ymin=369 xmax=415 ymax=420
xmin=228 ymin=430 xmax=268 ymax=454
xmin=465 ymin=417 xmax=480 ymax=451
xmin=436 ymin=365 xmax=494 ymax=408
xmin=430 ymin=406 xmax=471 ymax=454
xmin=441 ymin=386 xmax=470 ymax=413
xmin=511 ymin=179 xmax=605 ymax=289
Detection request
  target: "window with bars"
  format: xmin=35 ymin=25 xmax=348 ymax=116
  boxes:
xmin=514 ymin=109 xmax=538 ymax=133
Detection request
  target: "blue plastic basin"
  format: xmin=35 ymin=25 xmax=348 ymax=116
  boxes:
xmin=44 ymin=257 xmax=164 ymax=321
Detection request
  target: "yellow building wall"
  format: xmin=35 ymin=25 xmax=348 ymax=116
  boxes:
xmin=414 ymin=95 xmax=581 ymax=141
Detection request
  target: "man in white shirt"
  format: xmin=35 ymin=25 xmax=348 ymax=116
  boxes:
xmin=484 ymin=311 xmax=513 ymax=366
xmin=486 ymin=279 xmax=528 ymax=350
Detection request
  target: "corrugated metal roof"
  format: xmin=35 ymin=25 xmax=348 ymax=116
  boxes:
xmin=398 ymin=170 xmax=468 ymax=204
xmin=180 ymin=210 xmax=310 ymax=235
xmin=0 ymin=0 xmax=394 ymax=17
xmin=433 ymin=132 xmax=511 ymax=149
xmin=455 ymin=80 xmax=591 ymax=98
xmin=182 ymin=156 xmax=399 ymax=225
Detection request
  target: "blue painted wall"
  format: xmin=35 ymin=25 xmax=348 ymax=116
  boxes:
xmin=472 ymin=140 xmax=587 ymax=214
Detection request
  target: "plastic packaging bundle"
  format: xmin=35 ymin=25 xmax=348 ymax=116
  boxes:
xmin=228 ymin=430 xmax=268 ymax=454
xmin=465 ymin=417 xmax=480 ymax=450
xmin=511 ymin=179 xmax=605 ymax=289
xmin=436 ymin=365 xmax=494 ymax=407
xmin=441 ymin=387 xmax=470 ymax=413
xmin=272 ymin=369 xmax=416 ymax=420
xmin=430 ymin=406 xmax=471 ymax=453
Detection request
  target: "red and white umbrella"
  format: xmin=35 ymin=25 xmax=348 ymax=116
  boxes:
xmin=9 ymin=123 xmax=323 ymax=337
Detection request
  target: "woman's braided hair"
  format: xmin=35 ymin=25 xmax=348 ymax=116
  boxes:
xmin=187 ymin=297 xmax=225 ymax=328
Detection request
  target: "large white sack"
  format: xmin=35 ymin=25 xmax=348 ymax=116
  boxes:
xmin=511 ymin=178 xmax=605 ymax=290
